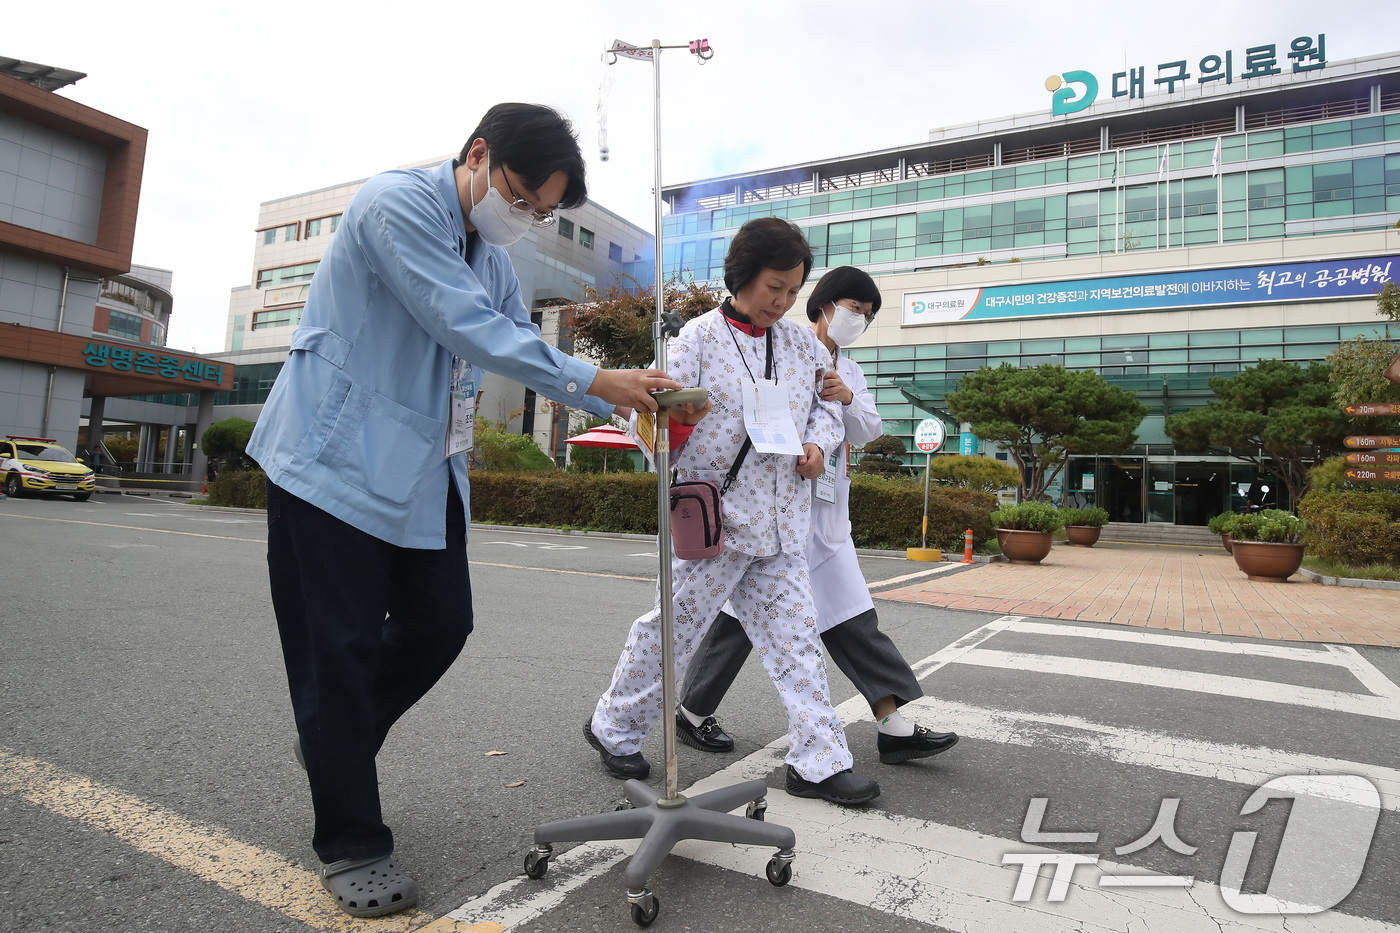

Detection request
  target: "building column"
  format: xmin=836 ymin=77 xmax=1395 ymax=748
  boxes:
xmin=164 ymin=423 xmax=180 ymax=472
xmin=137 ymin=424 xmax=155 ymax=472
xmin=87 ymin=396 xmax=106 ymax=464
xmin=191 ymin=390 xmax=215 ymax=484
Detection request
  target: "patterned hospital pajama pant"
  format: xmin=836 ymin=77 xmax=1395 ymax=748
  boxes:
xmin=592 ymin=546 xmax=854 ymax=781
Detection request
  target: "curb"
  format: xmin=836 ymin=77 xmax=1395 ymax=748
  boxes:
xmin=1296 ymin=567 xmax=1400 ymax=591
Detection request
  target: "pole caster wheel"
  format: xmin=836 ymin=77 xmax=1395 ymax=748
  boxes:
xmin=628 ymin=892 xmax=660 ymax=926
xmin=766 ymin=849 xmax=794 ymax=887
xmin=523 ymin=847 xmax=551 ymax=879
xmin=745 ymin=797 xmax=767 ymax=821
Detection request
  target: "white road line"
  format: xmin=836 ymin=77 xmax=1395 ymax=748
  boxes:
xmin=1007 ymin=620 xmax=1349 ymax=666
xmin=903 ymin=697 xmax=1400 ymax=812
xmin=908 ymin=615 xmax=1024 ymax=679
xmin=954 ymin=649 xmax=1400 ymax=721
xmin=1325 ymin=644 xmax=1400 ymax=701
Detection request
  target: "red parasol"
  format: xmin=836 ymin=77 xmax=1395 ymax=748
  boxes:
xmin=564 ymin=424 xmax=639 ymax=472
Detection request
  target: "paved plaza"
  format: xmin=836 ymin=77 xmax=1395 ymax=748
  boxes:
xmin=878 ymin=541 xmax=1400 ymax=648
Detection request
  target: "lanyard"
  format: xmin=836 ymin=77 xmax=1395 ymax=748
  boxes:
xmin=722 ymin=308 xmax=774 ymax=382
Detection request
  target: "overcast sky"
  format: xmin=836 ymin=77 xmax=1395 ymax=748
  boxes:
xmin=9 ymin=0 xmax=1399 ymax=354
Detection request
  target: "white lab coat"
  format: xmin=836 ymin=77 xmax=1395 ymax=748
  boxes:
xmin=806 ymin=351 xmax=883 ymax=632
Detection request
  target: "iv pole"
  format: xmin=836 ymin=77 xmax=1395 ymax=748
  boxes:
xmin=522 ymin=38 xmax=798 ymax=930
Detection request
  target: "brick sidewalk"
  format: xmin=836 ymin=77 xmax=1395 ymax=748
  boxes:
xmin=877 ymin=542 xmax=1400 ymax=647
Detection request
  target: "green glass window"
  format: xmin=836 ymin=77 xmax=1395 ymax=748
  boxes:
xmin=1149 ymin=332 xmax=1188 ymax=348
xmin=1285 ymin=326 xmax=1339 ymax=342
xmin=1247 ymin=129 xmax=1284 ymax=159
xmin=1241 ymin=328 xmax=1283 ymax=344
xmin=1189 ymin=330 xmax=1238 ymax=346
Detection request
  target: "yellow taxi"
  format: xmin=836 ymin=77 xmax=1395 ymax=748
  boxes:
xmin=1 ymin=436 xmax=97 ymax=501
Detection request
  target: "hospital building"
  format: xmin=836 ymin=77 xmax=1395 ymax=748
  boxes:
xmin=658 ymin=40 xmax=1400 ymax=525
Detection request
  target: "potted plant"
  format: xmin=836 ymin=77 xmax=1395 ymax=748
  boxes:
xmin=1207 ymin=511 xmax=1239 ymax=553
xmin=989 ymin=501 xmax=1064 ymax=565
xmin=1229 ymin=509 xmax=1306 ymax=582
xmin=1059 ymin=506 xmax=1110 ymax=547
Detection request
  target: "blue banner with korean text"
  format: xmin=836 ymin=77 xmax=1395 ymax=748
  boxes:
xmin=902 ymin=255 xmax=1398 ymax=326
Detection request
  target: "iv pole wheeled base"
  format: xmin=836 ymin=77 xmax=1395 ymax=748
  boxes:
xmin=525 ymin=778 xmax=794 ymax=926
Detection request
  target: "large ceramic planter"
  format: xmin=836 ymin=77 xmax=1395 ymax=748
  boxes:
xmin=1065 ymin=525 xmax=1102 ymax=547
xmin=996 ymin=528 xmax=1054 ymax=565
xmin=1220 ymin=533 xmax=1233 ymax=554
xmin=1231 ymin=540 xmax=1304 ymax=582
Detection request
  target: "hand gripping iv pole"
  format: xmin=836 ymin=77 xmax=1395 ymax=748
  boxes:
xmin=523 ymin=38 xmax=797 ymax=929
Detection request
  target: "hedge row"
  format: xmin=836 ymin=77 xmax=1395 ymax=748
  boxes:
xmin=208 ymin=470 xmax=999 ymax=552
xmin=1298 ymin=490 xmax=1400 ymax=566
xmin=469 ymin=471 xmax=661 ymax=535
xmin=207 ymin=470 xmax=268 ymax=510
xmin=472 ymin=471 xmax=998 ymax=550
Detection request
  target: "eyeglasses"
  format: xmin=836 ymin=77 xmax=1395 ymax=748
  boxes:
xmin=499 ymin=164 xmax=556 ymax=228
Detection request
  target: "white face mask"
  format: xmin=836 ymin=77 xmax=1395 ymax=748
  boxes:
xmin=824 ymin=302 xmax=870 ymax=347
xmin=468 ymin=152 xmax=534 ymax=247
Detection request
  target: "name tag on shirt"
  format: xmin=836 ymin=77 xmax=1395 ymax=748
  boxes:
xmin=742 ymin=379 xmax=803 ymax=455
xmin=446 ymin=356 xmax=475 ymax=457
xmin=815 ymin=446 xmax=839 ymax=503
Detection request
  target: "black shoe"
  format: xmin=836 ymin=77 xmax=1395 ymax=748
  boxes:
xmin=583 ymin=720 xmax=650 ymax=780
xmin=784 ymin=765 xmax=880 ymax=806
xmin=877 ymin=725 xmax=959 ymax=764
xmin=675 ymin=712 xmax=735 ymax=752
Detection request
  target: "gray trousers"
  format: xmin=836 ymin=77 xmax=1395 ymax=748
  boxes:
xmin=681 ymin=607 xmax=924 ymax=718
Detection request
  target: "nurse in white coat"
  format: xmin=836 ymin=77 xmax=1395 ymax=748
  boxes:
xmin=676 ymin=266 xmax=959 ymax=765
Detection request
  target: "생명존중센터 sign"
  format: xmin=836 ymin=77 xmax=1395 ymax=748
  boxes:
xmin=81 ymin=342 xmax=225 ymax=385
xmin=903 ymin=256 xmax=1397 ymax=327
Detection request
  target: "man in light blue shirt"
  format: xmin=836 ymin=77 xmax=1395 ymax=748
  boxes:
xmin=247 ymin=103 xmax=680 ymax=918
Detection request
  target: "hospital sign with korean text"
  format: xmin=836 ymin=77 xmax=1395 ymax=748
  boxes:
xmin=903 ymin=256 xmax=1397 ymax=327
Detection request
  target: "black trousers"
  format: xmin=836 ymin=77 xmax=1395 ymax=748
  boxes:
xmin=681 ymin=607 xmax=923 ymax=718
xmin=266 ymin=479 xmax=473 ymax=863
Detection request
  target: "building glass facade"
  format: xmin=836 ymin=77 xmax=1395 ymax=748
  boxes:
xmin=657 ymin=51 xmax=1400 ymax=525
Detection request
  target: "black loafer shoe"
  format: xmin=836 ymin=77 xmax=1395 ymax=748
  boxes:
xmin=878 ymin=725 xmax=959 ymax=764
xmin=583 ymin=720 xmax=650 ymax=780
xmin=675 ymin=712 xmax=735 ymax=752
xmin=784 ymin=766 xmax=880 ymax=806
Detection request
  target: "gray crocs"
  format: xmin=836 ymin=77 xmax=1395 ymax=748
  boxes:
xmin=320 ymin=854 xmax=419 ymax=917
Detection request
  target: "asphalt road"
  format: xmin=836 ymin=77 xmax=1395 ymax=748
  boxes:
xmin=1 ymin=492 xmax=1396 ymax=933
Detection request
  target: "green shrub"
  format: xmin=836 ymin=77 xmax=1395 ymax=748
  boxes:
xmin=1207 ymin=511 xmax=1238 ymax=535
xmin=1231 ymin=509 xmax=1305 ymax=544
xmin=989 ymin=501 xmax=1064 ymax=533
xmin=474 ymin=422 xmax=555 ymax=472
xmin=925 ymin=454 xmax=1021 ymax=493
xmin=1059 ymin=506 xmax=1110 ymax=528
xmin=468 ymin=471 xmax=659 ymax=534
xmin=847 ymin=475 xmax=996 ymax=550
xmin=201 ymin=418 xmax=258 ymax=471
xmin=206 ymin=470 xmax=267 ymax=509
xmin=1299 ymin=490 xmax=1400 ymax=566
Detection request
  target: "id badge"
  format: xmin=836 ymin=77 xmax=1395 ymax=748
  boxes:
xmin=814 ymin=447 xmax=839 ymax=503
xmin=446 ymin=357 xmax=475 ymax=457
xmin=742 ymin=379 xmax=803 ymax=455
